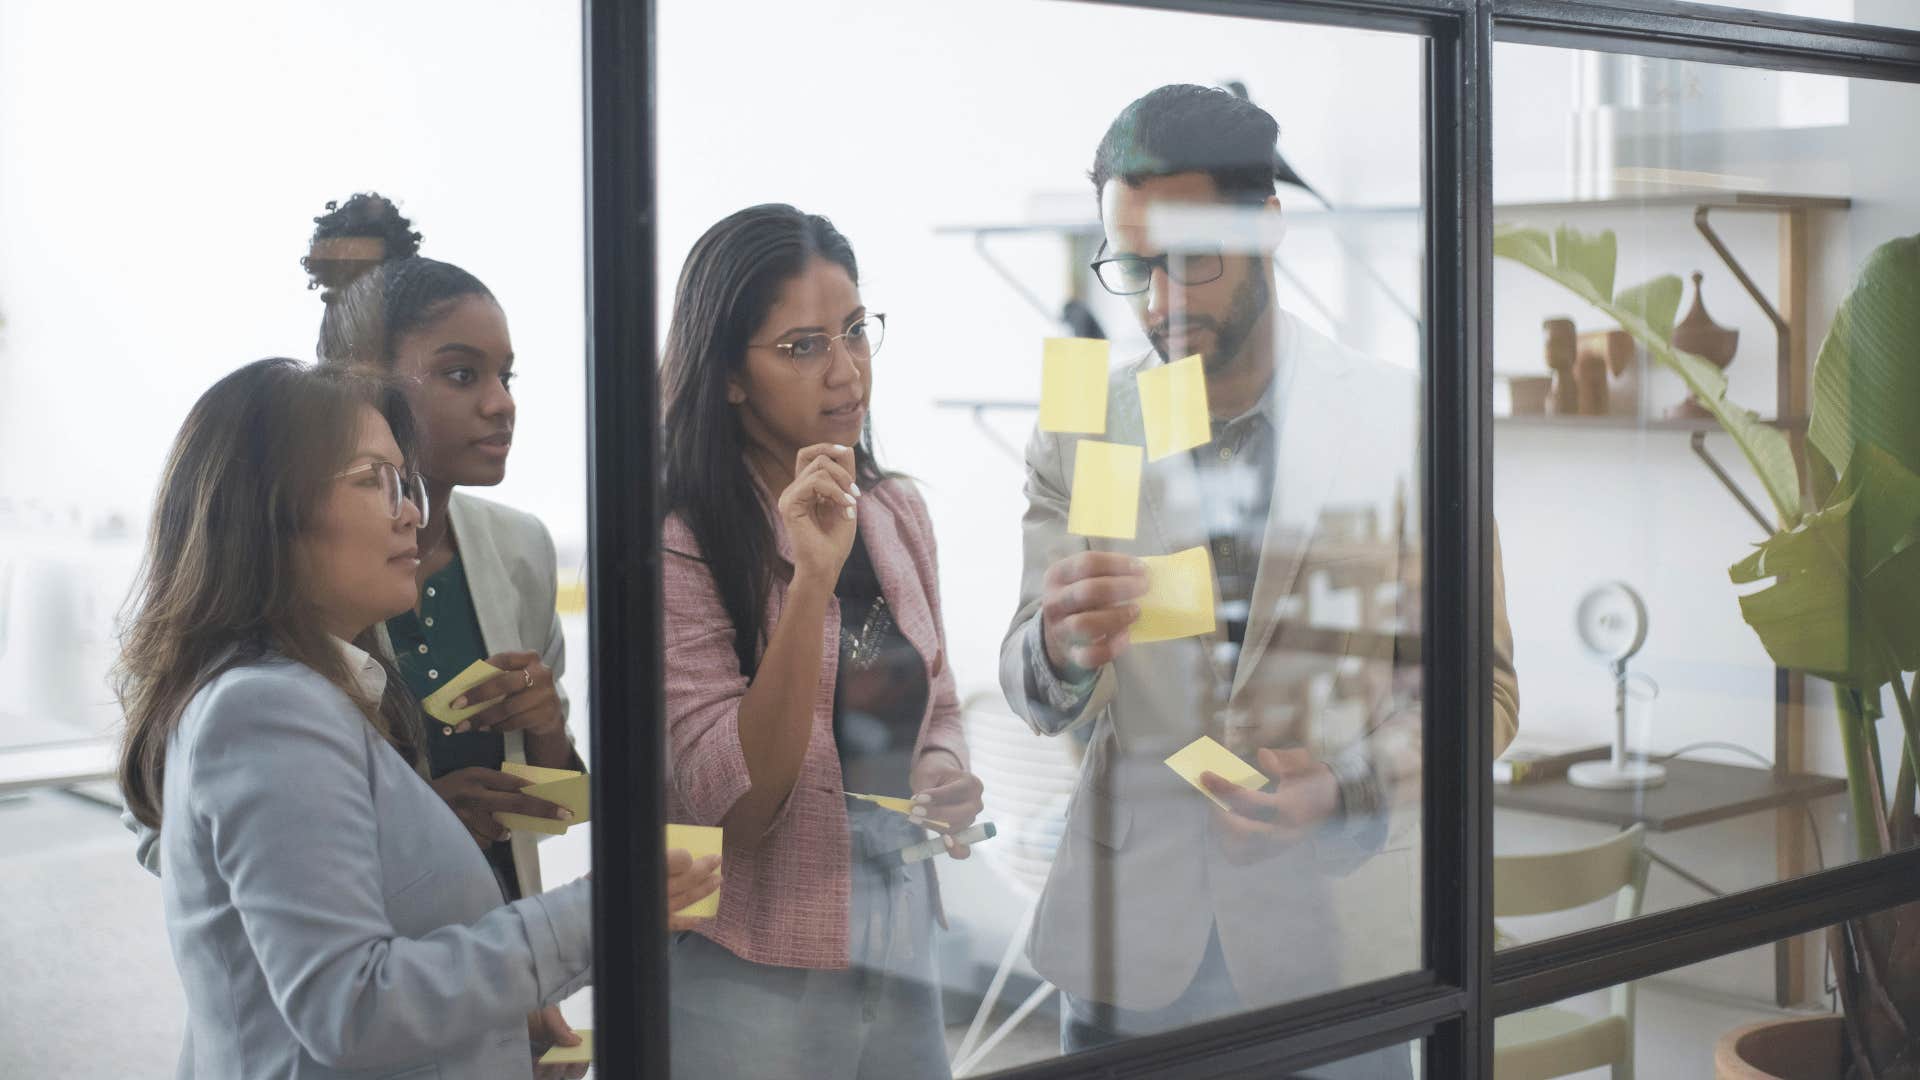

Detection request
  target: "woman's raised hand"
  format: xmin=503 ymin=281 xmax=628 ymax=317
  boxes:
xmin=778 ymin=443 xmax=860 ymax=587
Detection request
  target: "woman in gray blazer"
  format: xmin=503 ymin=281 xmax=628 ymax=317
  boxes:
xmin=116 ymin=357 xmax=604 ymax=1079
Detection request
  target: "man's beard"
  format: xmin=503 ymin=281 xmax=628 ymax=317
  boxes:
xmin=1149 ymin=265 xmax=1271 ymax=375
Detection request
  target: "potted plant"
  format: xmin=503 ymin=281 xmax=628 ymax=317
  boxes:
xmin=1497 ymin=224 xmax=1920 ymax=1079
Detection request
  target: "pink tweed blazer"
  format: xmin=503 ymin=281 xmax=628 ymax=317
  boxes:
xmin=662 ymin=476 xmax=969 ymax=969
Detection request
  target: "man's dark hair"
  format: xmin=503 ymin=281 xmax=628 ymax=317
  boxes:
xmin=1089 ymin=84 xmax=1281 ymax=206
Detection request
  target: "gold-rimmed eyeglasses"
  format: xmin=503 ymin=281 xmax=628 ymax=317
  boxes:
xmin=749 ymin=313 xmax=886 ymax=378
xmin=334 ymin=461 xmax=430 ymax=527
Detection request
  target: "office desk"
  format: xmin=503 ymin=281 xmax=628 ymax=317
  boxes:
xmin=1495 ymin=758 xmax=1847 ymax=1006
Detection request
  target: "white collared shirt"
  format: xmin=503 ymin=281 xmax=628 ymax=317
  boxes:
xmin=334 ymin=636 xmax=389 ymax=702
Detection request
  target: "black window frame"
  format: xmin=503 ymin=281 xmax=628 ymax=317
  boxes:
xmin=583 ymin=1 xmax=1920 ymax=1076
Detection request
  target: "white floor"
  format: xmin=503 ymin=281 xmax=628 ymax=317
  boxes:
xmin=0 ymin=786 xmax=1825 ymax=1079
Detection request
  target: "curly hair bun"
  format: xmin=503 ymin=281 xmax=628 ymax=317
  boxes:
xmin=302 ymin=192 xmax=424 ymax=300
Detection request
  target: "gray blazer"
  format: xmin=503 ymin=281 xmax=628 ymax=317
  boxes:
xmin=133 ymin=491 xmax=576 ymax=898
xmin=1000 ymin=311 xmax=1520 ymax=1012
xmin=158 ymin=655 xmax=592 ymax=1079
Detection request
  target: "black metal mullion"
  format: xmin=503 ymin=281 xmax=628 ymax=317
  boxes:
xmin=1493 ymin=846 xmax=1920 ymax=1015
xmin=584 ymin=0 xmax=664 ymax=1077
xmin=1494 ymin=0 xmax=1920 ymax=81
xmin=986 ymin=974 xmax=1460 ymax=1079
xmin=1424 ymin=0 xmax=1497 ymax=1074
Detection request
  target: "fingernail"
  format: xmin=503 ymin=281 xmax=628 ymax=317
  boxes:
xmin=833 ymin=444 xmax=849 ymax=452
xmin=850 ymin=482 xmax=861 ymax=497
xmin=841 ymin=491 xmax=857 ymax=505
xmin=500 ymin=829 xmax=513 ymax=841
xmin=454 ymin=722 xmax=470 ymax=733
xmin=845 ymin=506 xmax=856 ymax=519
xmin=909 ymin=811 xmax=926 ymax=823
xmin=1130 ymin=558 xmax=1147 ymax=571
xmin=943 ymin=835 xmax=956 ymax=850
xmin=451 ymin=696 xmax=467 ymax=709
xmin=558 ymin=809 xmax=576 ymax=821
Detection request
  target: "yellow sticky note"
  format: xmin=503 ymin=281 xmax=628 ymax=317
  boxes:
xmin=1040 ymin=337 xmax=1109 ymax=434
xmin=495 ymin=762 xmax=590 ymax=836
xmin=1165 ymin=735 xmax=1267 ymax=811
xmin=846 ymin=792 xmax=916 ymax=815
xmin=419 ymin=659 xmax=507 ymax=725
xmin=1137 ymin=353 xmax=1212 ymax=461
xmin=667 ymin=823 xmax=723 ymax=918
xmin=1066 ymin=440 xmax=1143 ymax=540
xmin=538 ymin=1029 xmax=593 ymax=1065
xmin=1132 ymin=545 xmax=1218 ymax=644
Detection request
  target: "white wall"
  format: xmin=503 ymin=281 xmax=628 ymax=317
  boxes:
xmin=0 ymin=0 xmax=586 ymax=734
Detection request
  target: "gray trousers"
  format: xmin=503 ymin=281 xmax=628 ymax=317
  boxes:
xmin=669 ymin=802 xmax=951 ymax=1080
xmin=1060 ymin=928 xmax=1414 ymax=1079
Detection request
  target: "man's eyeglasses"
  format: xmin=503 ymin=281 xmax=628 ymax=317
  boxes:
xmin=334 ymin=460 xmax=430 ymax=527
xmin=750 ymin=313 xmax=887 ymax=378
xmin=1089 ymin=244 xmax=1225 ymax=296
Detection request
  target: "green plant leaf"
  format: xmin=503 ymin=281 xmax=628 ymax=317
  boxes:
xmin=1729 ymin=444 xmax=1920 ymax=687
xmin=1615 ymin=275 xmax=1684 ymax=344
xmin=1810 ymin=235 xmax=1920 ymax=484
xmin=1554 ymin=225 xmax=1617 ymax=303
xmin=1496 ymin=222 xmax=1803 ymax=525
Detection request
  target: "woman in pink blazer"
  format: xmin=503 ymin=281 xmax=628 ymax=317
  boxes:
xmin=659 ymin=204 xmax=983 ymax=1080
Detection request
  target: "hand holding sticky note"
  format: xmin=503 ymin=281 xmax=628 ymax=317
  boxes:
xmin=419 ymin=659 xmax=507 ymax=726
xmin=494 ymin=762 xmax=589 ymax=836
xmin=1137 ymin=353 xmax=1212 ymax=461
xmin=1040 ymin=337 xmax=1110 ymax=434
xmin=1066 ymin=440 xmax=1143 ymax=540
xmin=1131 ymin=545 xmax=1218 ymax=644
xmin=1166 ymin=735 xmax=1268 ymax=812
xmin=667 ymin=823 xmax=723 ymax=918
xmin=538 ymin=1029 xmax=593 ymax=1066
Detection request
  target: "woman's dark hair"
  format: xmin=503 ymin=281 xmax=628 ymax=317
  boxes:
xmin=1090 ymin=83 xmax=1282 ymax=205
xmin=661 ymin=204 xmax=885 ymax=677
xmin=302 ymin=192 xmax=493 ymax=369
xmin=116 ymin=358 xmax=423 ymax=829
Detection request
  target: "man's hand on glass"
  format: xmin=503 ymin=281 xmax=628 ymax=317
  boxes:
xmin=1040 ymin=551 xmax=1150 ymax=677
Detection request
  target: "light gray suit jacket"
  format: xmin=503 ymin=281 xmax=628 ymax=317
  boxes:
xmin=158 ymin=656 xmax=592 ymax=1079
xmin=1000 ymin=312 xmax=1519 ymax=1012
xmin=134 ymin=492 xmax=575 ymax=899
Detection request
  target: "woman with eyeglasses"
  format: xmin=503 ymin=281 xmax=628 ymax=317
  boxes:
xmin=659 ymin=204 xmax=983 ymax=1079
xmin=116 ymin=358 xmax=595 ymax=1078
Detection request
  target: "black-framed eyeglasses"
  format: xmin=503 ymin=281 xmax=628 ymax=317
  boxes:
xmin=749 ymin=313 xmax=887 ymax=377
xmin=333 ymin=460 xmax=430 ymax=527
xmin=1089 ymin=243 xmax=1225 ymax=296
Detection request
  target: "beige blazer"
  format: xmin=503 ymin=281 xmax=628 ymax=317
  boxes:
xmin=999 ymin=310 xmax=1519 ymax=1011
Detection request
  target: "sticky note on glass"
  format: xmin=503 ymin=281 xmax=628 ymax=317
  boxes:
xmin=667 ymin=823 xmax=723 ymax=917
xmin=495 ymin=762 xmax=589 ymax=836
xmin=1040 ymin=337 xmax=1109 ymax=434
xmin=538 ymin=1029 xmax=593 ymax=1065
xmin=1133 ymin=546 xmax=1218 ymax=644
xmin=1137 ymin=353 xmax=1212 ymax=461
xmin=1066 ymin=440 xmax=1142 ymax=540
xmin=419 ymin=659 xmax=506 ymax=725
xmin=844 ymin=792 xmax=948 ymax=829
xmin=1166 ymin=735 xmax=1267 ymax=811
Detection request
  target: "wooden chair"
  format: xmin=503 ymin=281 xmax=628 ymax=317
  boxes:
xmin=1494 ymin=824 xmax=1650 ymax=1079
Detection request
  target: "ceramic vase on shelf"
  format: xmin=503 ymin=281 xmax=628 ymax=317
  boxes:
xmin=1667 ymin=270 xmax=1739 ymax=420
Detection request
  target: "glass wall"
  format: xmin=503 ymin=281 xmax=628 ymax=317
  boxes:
xmin=1490 ymin=38 xmax=1920 ymax=1002
xmin=1683 ymin=0 xmax=1920 ymax=31
xmin=0 ymin=1 xmax=595 ymax=1074
xmin=655 ymin=1 xmax=1431 ymax=1074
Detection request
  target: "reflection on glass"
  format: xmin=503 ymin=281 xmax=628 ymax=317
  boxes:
xmin=0 ymin=4 xmax=595 ymax=1072
xmin=1491 ymin=41 xmax=1920 ymax=1008
xmin=660 ymin=6 xmax=1442 ymax=1073
xmin=1686 ymin=0 xmax=1920 ymax=31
